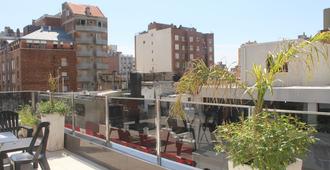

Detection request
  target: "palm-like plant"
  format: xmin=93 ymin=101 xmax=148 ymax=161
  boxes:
xmin=171 ymin=31 xmax=330 ymax=169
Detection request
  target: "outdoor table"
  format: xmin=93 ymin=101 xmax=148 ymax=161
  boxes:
xmin=0 ymin=132 xmax=40 ymax=170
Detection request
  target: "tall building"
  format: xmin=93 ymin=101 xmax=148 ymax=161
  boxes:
xmin=0 ymin=26 xmax=76 ymax=91
xmin=61 ymin=2 xmax=109 ymax=90
xmin=135 ymin=22 xmax=214 ymax=76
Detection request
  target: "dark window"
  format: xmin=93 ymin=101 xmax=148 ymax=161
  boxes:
xmin=53 ymin=44 xmax=58 ymax=49
xmin=266 ymin=58 xmax=288 ymax=73
xmin=80 ymin=20 xmax=86 ymax=25
xmin=98 ymin=21 xmax=102 ymax=27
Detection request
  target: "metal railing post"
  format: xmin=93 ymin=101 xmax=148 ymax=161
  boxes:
xmin=155 ymin=98 xmax=161 ymax=165
xmin=105 ymin=96 xmax=110 ymax=142
xmin=248 ymin=106 xmax=253 ymax=118
xmin=31 ymin=92 xmax=36 ymax=112
xmin=71 ymin=92 xmax=75 ymax=133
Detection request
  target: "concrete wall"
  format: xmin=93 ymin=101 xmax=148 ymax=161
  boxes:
xmin=135 ymin=28 xmax=172 ymax=73
xmin=239 ymin=40 xmax=330 ymax=86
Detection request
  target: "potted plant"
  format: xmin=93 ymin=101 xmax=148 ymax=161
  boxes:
xmin=17 ymin=105 xmax=39 ymax=137
xmin=171 ymin=31 xmax=330 ymax=170
xmin=37 ymin=74 xmax=70 ymax=151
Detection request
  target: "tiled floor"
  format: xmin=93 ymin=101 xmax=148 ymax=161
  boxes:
xmin=4 ymin=150 xmax=107 ymax=170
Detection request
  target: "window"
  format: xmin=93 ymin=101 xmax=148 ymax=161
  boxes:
xmin=266 ymin=58 xmax=288 ymax=72
xmin=175 ymin=44 xmax=180 ymax=50
xmin=189 ymin=36 xmax=194 ymax=42
xmin=176 ymin=62 xmax=180 ymax=68
xmin=190 ymin=54 xmax=194 ymax=60
xmin=175 ymin=53 xmax=180 ymax=59
xmin=61 ymin=58 xmax=68 ymax=67
xmin=63 ymin=85 xmax=68 ymax=92
xmin=209 ymin=47 xmax=213 ymax=52
xmin=66 ymin=10 xmax=70 ymax=16
xmin=80 ymin=20 xmax=86 ymax=25
xmin=196 ymin=46 xmax=200 ymax=51
xmin=209 ymin=56 xmax=213 ymax=61
xmin=174 ymin=35 xmax=179 ymax=41
xmin=98 ymin=21 xmax=102 ymax=27
xmin=181 ymin=36 xmax=185 ymax=42
xmin=11 ymin=60 xmax=15 ymax=70
xmin=12 ymin=74 xmax=15 ymax=83
xmin=61 ymin=72 xmax=68 ymax=77
xmin=208 ymin=39 xmax=213 ymax=44
xmin=182 ymin=45 xmax=185 ymax=50
xmin=190 ymin=46 xmax=193 ymax=51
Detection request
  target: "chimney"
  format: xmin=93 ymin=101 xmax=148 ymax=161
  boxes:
xmin=324 ymin=8 xmax=330 ymax=30
xmin=85 ymin=6 xmax=91 ymax=16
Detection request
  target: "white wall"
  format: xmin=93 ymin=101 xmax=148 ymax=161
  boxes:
xmin=135 ymin=28 xmax=172 ymax=73
xmin=239 ymin=40 xmax=330 ymax=86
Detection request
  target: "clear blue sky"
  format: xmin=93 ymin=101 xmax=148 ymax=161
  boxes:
xmin=1 ymin=0 xmax=328 ymax=67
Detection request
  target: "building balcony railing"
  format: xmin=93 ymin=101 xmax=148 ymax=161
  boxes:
xmin=95 ymin=39 xmax=107 ymax=45
xmin=77 ymin=50 xmax=93 ymax=57
xmin=77 ymin=76 xmax=94 ymax=82
xmin=96 ymin=50 xmax=108 ymax=57
xmin=76 ymin=37 xmax=94 ymax=44
xmin=96 ymin=63 xmax=108 ymax=70
xmin=1 ymin=91 xmax=330 ymax=170
xmin=76 ymin=25 xmax=107 ymax=33
xmin=77 ymin=62 xmax=93 ymax=70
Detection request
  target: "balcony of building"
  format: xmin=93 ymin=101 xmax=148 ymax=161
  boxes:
xmin=96 ymin=63 xmax=109 ymax=70
xmin=77 ymin=62 xmax=93 ymax=70
xmin=75 ymin=25 xmax=107 ymax=33
xmin=77 ymin=76 xmax=94 ymax=82
xmin=76 ymin=37 xmax=94 ymax=44
xmin=76 ymin=50 xmax=93 ymax=57
xmin=96 ymin=50 xmax=108 ymax=57
xmin=4 ymin=150 xmax=108 ymax=170
xmin=0 ymin=91 xmax=330 ymax=170
xmin=95 ymin=39 xmax=107 ymax=45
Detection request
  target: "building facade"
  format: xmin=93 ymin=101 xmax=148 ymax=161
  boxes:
xmin=61 ymin=2 xmax=109 ymax=91
xmin=0 ymin=26 xmax=77 ymax=91
xmin=135 ymin=22 xmax=214 ymax=76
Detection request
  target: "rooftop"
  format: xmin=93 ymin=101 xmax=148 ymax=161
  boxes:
xmin=20 ymin=26 xmax=73 ymax=42
xmin=66 ymin=2 xmax=105 ymax=17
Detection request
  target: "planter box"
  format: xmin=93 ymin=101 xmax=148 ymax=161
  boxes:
xmin=41 ymin=114 xmax=65 ymax=151
xmin=228 ymin=159 xmax=302 ymax=170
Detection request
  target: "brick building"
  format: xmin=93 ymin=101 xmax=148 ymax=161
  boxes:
xmin=135 ymin=22 xmax=214 ymax=76
xmin=61 ymin=2 xmax=109 ymax=91
xmin=0 ymin=26 xmax=76 ymax=91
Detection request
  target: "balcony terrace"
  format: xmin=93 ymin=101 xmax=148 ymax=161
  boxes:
xmin=4 ymin=150 xmax=107 ymax=170
xmin=0 ymin=91 xmax=329 ymax=170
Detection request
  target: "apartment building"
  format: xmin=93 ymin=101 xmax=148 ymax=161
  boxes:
xmin=61 ymin=2 xmax=109 ymax=90
xmin=0 ymin=26 xmax=76 ymax=91
xmin=135 ymin=22 xmax=214 ymax=76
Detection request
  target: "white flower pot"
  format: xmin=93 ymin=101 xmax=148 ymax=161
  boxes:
xmin=41 ymin=114 xmax=65 ymax=151
xmin=228 ymin=159 xmax=302 ymax=170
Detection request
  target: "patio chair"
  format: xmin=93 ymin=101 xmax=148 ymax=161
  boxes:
xmin=163 ymin=117 xmax=196 ymax=155
xmin=9 ymin=122 xmax=50 ymax=170
xmin=0 ymin=111 xmax=33 ymax=137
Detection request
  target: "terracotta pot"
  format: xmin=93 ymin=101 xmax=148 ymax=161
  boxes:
xmin=228 ymin=159 xmax=302 ymax=170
